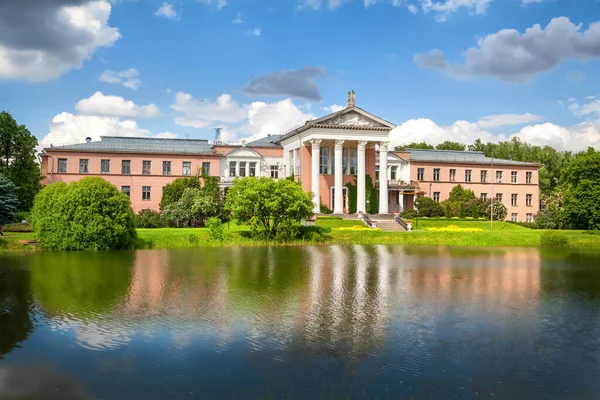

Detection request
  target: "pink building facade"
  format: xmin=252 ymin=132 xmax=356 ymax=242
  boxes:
xmin=40 ymin=93 xmax=541 ymax=220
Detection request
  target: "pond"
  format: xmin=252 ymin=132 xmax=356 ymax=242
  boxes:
xmin=1 ymin=246 xmax=600 ymax=399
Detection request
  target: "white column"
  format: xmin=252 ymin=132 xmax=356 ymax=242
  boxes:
xmin=334 ymin=140 xmax=345 ymax=214
xmin=399 ymin=192 xmax=404 ymax=212
xmin=357 ymin=141 xmax=367 ymax=214
xmin=311 ymin=139 xmax=321 ymax=214
xmin=235 ymin=161 xmax=240 ymax=177
xmin=379 ymin=142 xmax=389 ymax=214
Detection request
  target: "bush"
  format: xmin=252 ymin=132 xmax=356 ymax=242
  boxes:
xmin=540 ymin=230 xmax=569 ymax=248
xmin=206 ymin=217 xmax=225 ymax=242
xmin=188 ymin=233 xmax=200 ymax=245
xmin=16 ymin=211 xmax=30 ymax=223
xmin=471 ymin=202 xmax=479 ymax=219
xmin=400 ymin=209 xmax=418 ymax=219
xmin=415 ymin=196 xmax=444 ymax=217
xmin=482 ymin=199 xmax=507 ymax=221
xmin=31 ymin=178 xmax=137 ymax=250
xmin=444 ymin=201 xmax=452 ymax=218
xmin=1 ymin=222 xmax=32 ymax=232
xmin=320 ymin=203 xmax=333 ymax=214
xmin=135 ymin=209 xmax=168 ymax=228
xmin=459 ymin=202 xmax=466 ymax=218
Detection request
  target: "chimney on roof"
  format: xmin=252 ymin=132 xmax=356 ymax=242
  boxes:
xmin=85 ymin=137 xmax=92 ymax=143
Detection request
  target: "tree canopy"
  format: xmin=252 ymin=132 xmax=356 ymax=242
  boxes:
xmin=395 ymin=141 xmax=434 ymax=151
xmin=0 ymin=174 xmax=19 ymax=227
xmin=159 ymin=177 xmax=201 ymax=210
xmin=435 ymin=141 xmax=466 ymax=151
xmin=448 ymin=184 xmax=476 ymax=202
xmin=31 ymin=177 xmax=137 ymax=250
xmin=562 ymin=149 xmax=600 ymax=230
xmin=0 ymin=112 xmax=42 ymax=211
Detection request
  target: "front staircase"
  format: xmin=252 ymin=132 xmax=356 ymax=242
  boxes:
xmin=363 ymin=214 xmax=407 ymax=232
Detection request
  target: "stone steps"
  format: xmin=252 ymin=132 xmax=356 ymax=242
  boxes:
xmin=371 ymin=218 xmax=406 ymax=232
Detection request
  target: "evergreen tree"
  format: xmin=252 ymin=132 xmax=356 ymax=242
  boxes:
xmin=0 ymin=174 xmax=19 ymax=231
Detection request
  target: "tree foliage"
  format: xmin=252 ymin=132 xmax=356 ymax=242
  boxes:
xmin=163 ymin=187 xmax=219 ymax=227
xmin=225 ymin=177 xmax=314 ymax=240
xmin=415 ymin=196 xmax=444 ymax=217
xmin=0 ymin=174 xmax=19 ymax=227
xmin=482 ymin=199 xmax=507 ymax=221
xmin=395 ymin=141 xmax=434 ymax=151
xmin=562 ymin=149 xmax=600 ymax=230
xmin=448 ymin=184 xmax=476 ymax=202
xmin=0 ymin=111 xmax=42 ymax=211
xmin=436 ymin=141 xmax=466 ymax=151
xmin=31 ymin=177 xmax=136 ymax=250
xmin=159 ymin=177 xmax=201 ymax=210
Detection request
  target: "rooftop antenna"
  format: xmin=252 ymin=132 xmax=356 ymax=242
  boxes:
xmin=214 ymin=128 xmax=222 ymax=144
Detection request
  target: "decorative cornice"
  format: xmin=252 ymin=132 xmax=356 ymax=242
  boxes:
xmin=312 ymin=124 xmax=391 ymax=131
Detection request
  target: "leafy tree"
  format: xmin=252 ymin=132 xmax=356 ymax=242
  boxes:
xmin=444 ymin=201 xmax=452 ymax=218
xmin=535 ymin=191 xmax=566 ymax=229
xmin=0 ymin=174 xmax=19 ymax=230
xmin=0 ymin=112 xmax=42 ymax=211
xmin=482 ymin=199 xmax=507 ymax=221
xmin=159 ymin=177 xmax=201 ymax=210
xmin=225 ymin=177 xmax=313 ymax=240
xmin=31 ymin=177 xmax=136 ymax=250
xmin=415 ymin=196 xmax=444 ymax=217
xmin=448 ymin=184 xmax=476 ymax=202
xmin=395 ymin=142 xmax=434 ymax=151
xmin=459 ymin=202 xmax=466 ymax=218
xmin=562 ymin=149 xmax=600 ymax=230
xmin=436 ymin=141 xmax=466 ymax=151
xmin=163 ymin=187 xmax=218 ymax=227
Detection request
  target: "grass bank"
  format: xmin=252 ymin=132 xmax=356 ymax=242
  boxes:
xmin=3 ymin=217 xmax=600 ymax=252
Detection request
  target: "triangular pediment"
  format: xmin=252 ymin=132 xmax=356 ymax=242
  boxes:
xmin=320 ymin=111 xmax=387 ymax=128
xmin=226 ymin=147 xmax=262 ymax=158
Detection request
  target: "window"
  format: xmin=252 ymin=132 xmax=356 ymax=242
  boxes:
xmin=511 ymin=171 xmax=518 ymax=184
xmin=289 ymin=150 xmax=294 ymax=176
xmin=79 ymin=159 xmax=88 ymax=174
xmin=417 ymin=168 xmax=425 ymax=181
xmin=122 ymin=160 xmax=131 ymax=175
xmin=142 ymin=186 xmax=151 ymax=200
xmin=511 ymin=213 xmax=518 ymax=222
xmin=183 ymin=162 xmax=192 ymax=176
xmin=342 ymin=147 xmax=348 ymax=175
xmin=270 ymin=165 xmax=279 ymax=179
xmin=496 ymin=171 xmax=503 ymax=183
xmin=375 ymin=165 xmax=380 ymax=180
xmin=320 ymin=147 xmax=329 ymax=174
xmin=229 ymin=161 xmax=236 ymax=177
xmin=101 ymin=159 xmax=110 ymax=174
xmin=433 ymin=168 xmax=440 ymax=181
xmin=449 ymin=169 xmax=456 ymax=182
xmin=465 ymin=169 xmax=472 ymax=182
xmin=162 ymin=161 xmax=171 ymax=176
xmin=433 ymin=192 xmax=440 ymax=202
xmin=202 ymin=162 xmax=211 ymax=176
xmin=480 ymin=193 xmax=487 ymax=200
xmin=121 ymin=186 xmax=131 ymax=197
xmin=526 ymin=213 xmax=533 ymax=223
xmin=481 ymin=170 xmax=487 ymax=183
xmin=294 ymin=149 xmax=300 ymax=175
xmin=58 ymin=158 xmax=67 ymax=173
xmin=496 ymin=193 xmax=503 ymax=203
xmin=511 ymin=193 xmax=518 ymax=206
xmin=239 ymin=162 xmax=246 ymax=177
xmin=526 ymin=194 xmax=532 ymax=207
xmin=142 ymin=160 xmax=151 ymax=175
xmin=390 ymin=166 xmax=397 ymax=181
xmin=526 ymin=171 xmax=532 ymax=184
xmin=249 ymin=162 xmax=256 ymax=177
xmin=349 ymin=148 xmax=357 ymax=175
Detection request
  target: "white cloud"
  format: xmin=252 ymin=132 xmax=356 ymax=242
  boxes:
xmin=171 ymin=93 xmax=247 ymax=127
xmin=323 ymin=104 xmax=345 ymax=113
xmin=155 ymin=2 xmax=179 ymax=20
xmin=419 ymin=0 xmax=492 ymax=21
xmin=407 ymin=3 xmax=419 ymax=13
xmin=75 ymin=91 xmax=159 ymax=118
xmin=99 ymin=68 xmax=142 ymax=90
xmin=569 ymin=98 xmax=600 ymax=118
xmin=521 ymin=0 xmax=547 ymax=4
xmin=197 ymin=0 xmax=227 ymax=10
xmin=415 ymin=17 xmax=600 ymax=82
xmin=247 ymin=27 xmax=261 ymax=36
xmin=0 ymin=0 xmax=120 ymax=81
xmin=232 ymin=12 xmax=243 ymax=23
xmin=476 ymin=113 xmax=544 ymax=129
xmin=243 ymin=99 xmax=316 ymax=140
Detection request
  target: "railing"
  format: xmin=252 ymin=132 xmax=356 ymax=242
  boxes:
xmin=394 ymin=214 xmax=408 ymax=230
xmin=363 ymin=214 xmax=376 ymax=228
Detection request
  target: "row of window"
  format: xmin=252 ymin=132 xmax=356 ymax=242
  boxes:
xmin=58 ymin=158 xmax=211 ymax=176
xmin=418 ymin=168 xmax=533 ymax=184
xmin=227 ymin=161 xmax=280 ymax=178
xmin=119 ymin=186 xmax=151 ymax=200
xmin=432 ymin=192 xmax=534 ymax=207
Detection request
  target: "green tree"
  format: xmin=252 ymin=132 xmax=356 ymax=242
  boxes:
xmin=159 ymin=177 xmax=201 ymax=210
xmin=444 ymin=201 xmax=452 ymax=218
xmin=459 ymin=202 xmax=466 ymax=218
xmin=225 ymin=177 xmax=313 ymax=240
xmin=0 ymin=174 xmax=19 ymax=229
xmin=483 ymin=199 xmax=507 ymax=221
xmin=0 ymin=112 xmax=42 ymax=211
xmin=448 ymin=184 xmax=476 ymax=202
xmin=415 ymin=196 xmax=444 ymax=217
xmin=471 ymin=202 xmax=479 ymax=219
xmin=31 ymin=177 xmax=136 ymax=250
xmin=535 ymin=191 xmax=566 ymax=229
xmin=395 ymin=141 xmax=434 ymax=151
xmin=562 ymin=149 xmax=600 ymax=230
xmin=436 ymin=141 xmax=466 ymax=151
xmin=163 ymin=187 xmax=219 ymax=227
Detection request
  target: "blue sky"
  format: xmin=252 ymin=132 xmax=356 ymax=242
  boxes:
xmin=1 ymin=0 xmax=600 ymax=151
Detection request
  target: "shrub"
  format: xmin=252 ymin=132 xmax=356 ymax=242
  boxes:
xmin=16 ymin=211 xmax=30 ymax=223
xmin=444 ymin=201 xmax=452 ymax=218
xmin=206 ymin=217 xmax=225 ymax=242
xmin=471 ymin=202 xmax=479 ymax=219
xmin=135 ymin=209 xmax=168 ymax=228
xmin=188 ymin=233 xmax=200 ymax=246
xmin=540 ymin=230 xmax=569 ymax=248
xmin=159 ymin=177 xmax=201 ymax=210
xmin=482 ymin=199 xmax=507 ymax=221
xmin=415 ymin=197 xmax=444 ymax=217
xmin=459 ymin=202 xmax=466 ymax=219
xmin=320 ymin=203 xmax=333 ymax=214
xmin=163 ymin=188 xmax=218 ymax=227
xmin=31 ymin=178 xmax=136 ymax=250
xmin=400 ymin=209 xmax=418 ymax=219
xmin=1 ymin=222 xmax=32 ymax=232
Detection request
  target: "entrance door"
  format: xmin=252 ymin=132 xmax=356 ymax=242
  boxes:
xmin=330 ymin=187 xmax=348 ymax=213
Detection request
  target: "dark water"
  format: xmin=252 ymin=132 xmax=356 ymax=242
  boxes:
xmin=1 ymin=246 xmax=600 ymax=399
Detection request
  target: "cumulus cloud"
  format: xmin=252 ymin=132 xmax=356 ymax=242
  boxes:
xmin=241 ymin=66 xmax=326 ymax=101
xmin=419 ymin=0 xmax=492 ymax=21
xmin=155 ymin=2 xmax=179 ymax=20
xmin=300 ymin=0 xmax=350 ymax=10
xmin=75 ymin=92 xmax=159 ymax=118
xmin=415 ymin=17 xmax=600 ymax=82
xmin=99 ymin=68 xmax=141 ymax=90
xmin=243 ymin=99 xmax=316 ymax=140
xmin=323 ymin=104 xmax=345 ymax=113
xmin=171 ymin=92 xmax=247 ymax=128
xmin=0 ymin=0 xmax=120 ymax=81
xmin=198 ymin=0 xmax=228 ymax=10
xmin=476 ymin=113 xmax=544 ymax=129
xmin=568 ymin=98 xmax=600 ymax=118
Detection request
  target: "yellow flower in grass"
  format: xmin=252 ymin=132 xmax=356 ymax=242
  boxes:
xmin=426 ymin=225 xmax=483 ymax=232
xmin=337 ymin=226 xmax=381 ymax=231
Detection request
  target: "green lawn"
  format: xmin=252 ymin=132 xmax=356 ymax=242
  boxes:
xmin=410 ymin=218 xmax=529 ymax=231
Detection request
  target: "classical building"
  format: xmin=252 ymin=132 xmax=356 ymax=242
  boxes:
xmin=40 ymin=92 xmax=541 ymax=221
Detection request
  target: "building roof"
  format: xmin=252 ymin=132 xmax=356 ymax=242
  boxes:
xmin=43 ymin=136 xmax=215 ymax=155
xmin=406 ymin=149 xmax=542 ymax=167
xmin=246 ymin=134 xmax=282 ymax=148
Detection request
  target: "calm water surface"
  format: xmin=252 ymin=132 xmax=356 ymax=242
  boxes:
xmin=1 ymin=246 xmax=600 ymax=399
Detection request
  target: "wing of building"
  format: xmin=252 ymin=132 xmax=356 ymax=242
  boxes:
xmin=40 ymin=93 xmax=541 ymax=221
